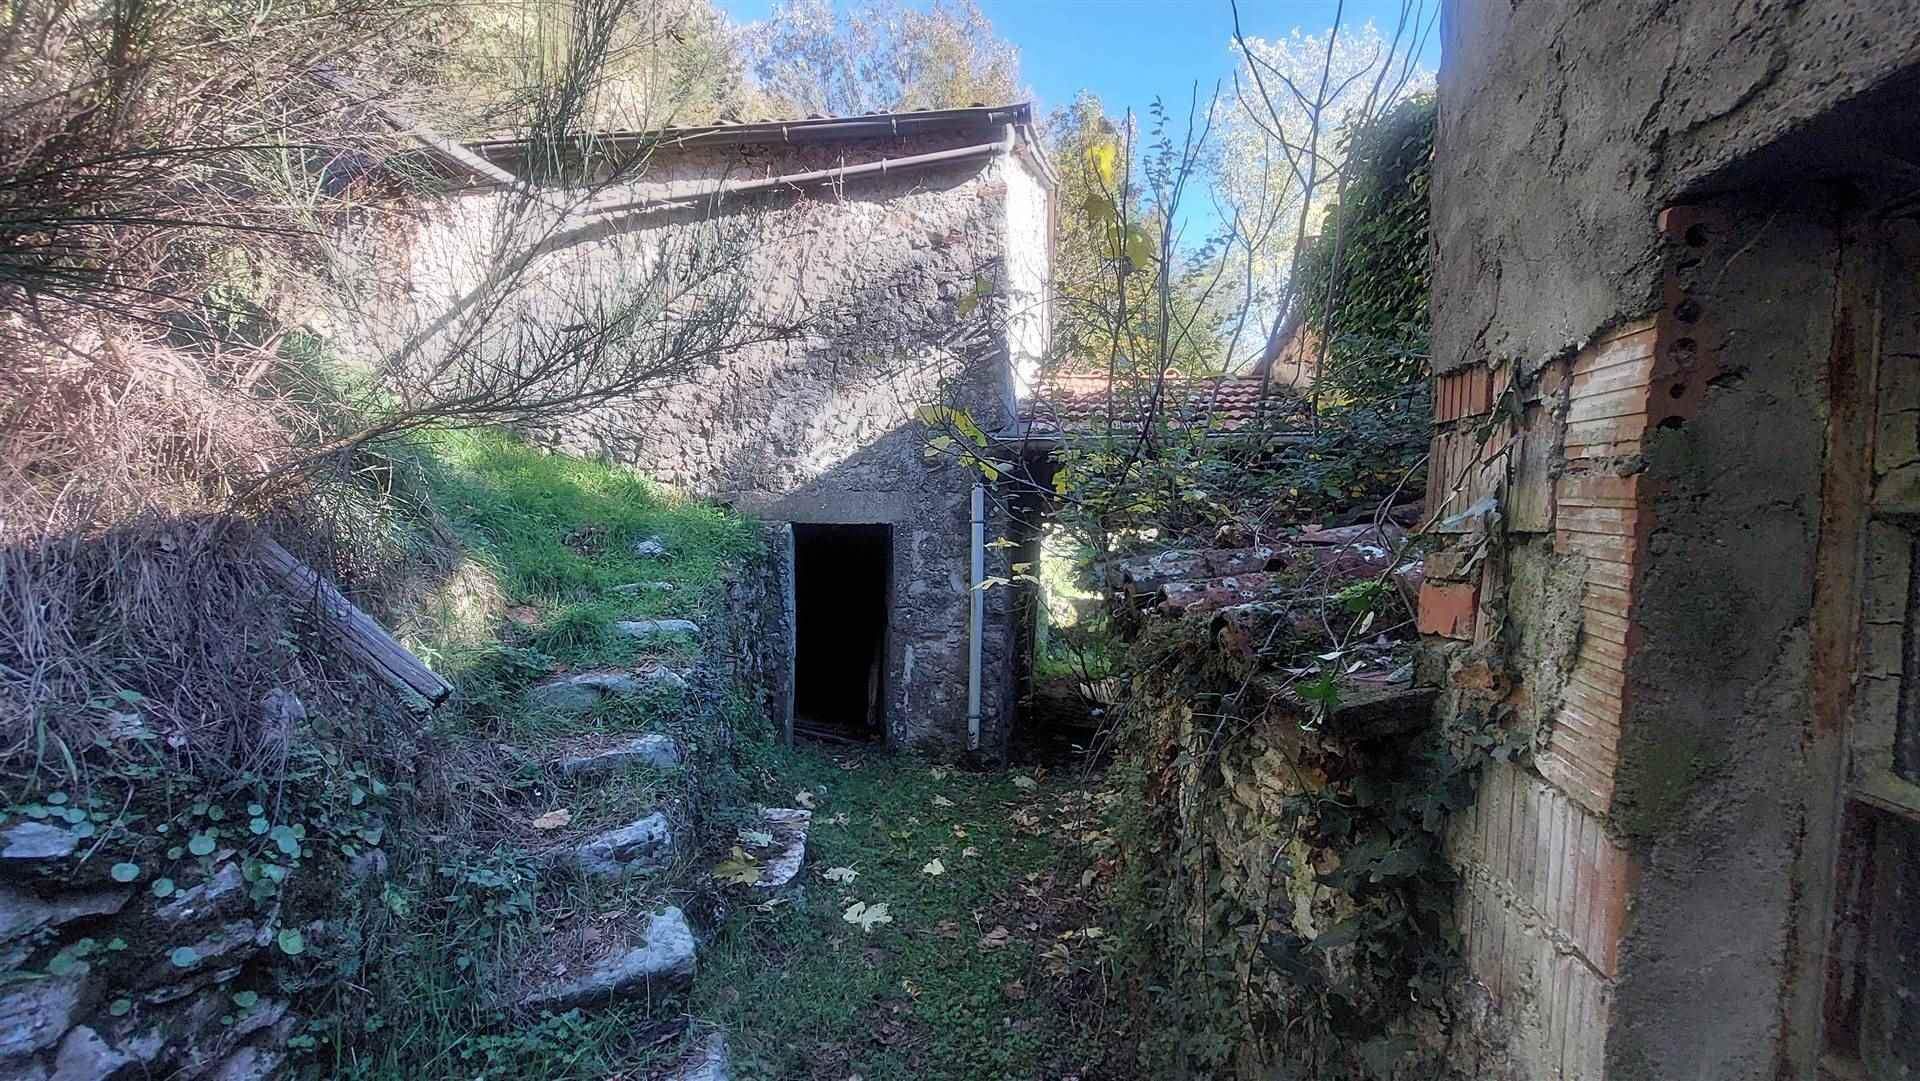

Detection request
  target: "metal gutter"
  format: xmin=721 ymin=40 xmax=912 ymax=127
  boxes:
xmin=464 ymin=104 xmax=1033 ymax=163
xmin=588 ymin=125 xmax=1016 ymax=217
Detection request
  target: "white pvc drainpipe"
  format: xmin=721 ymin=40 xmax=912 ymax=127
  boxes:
xmin=967 ymin=483 xmax=986 ymax=752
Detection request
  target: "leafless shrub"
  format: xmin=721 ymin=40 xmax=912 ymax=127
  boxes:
xmin=0 ymin=0 xmax=784 ymax=787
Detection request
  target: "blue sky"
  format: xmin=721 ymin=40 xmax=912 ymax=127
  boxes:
xmin=716 ymin=1 xmax=1443 ymax=121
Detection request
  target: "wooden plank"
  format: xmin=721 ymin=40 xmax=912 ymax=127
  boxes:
xmin=257 ymin=538 xmax=453 ymax=707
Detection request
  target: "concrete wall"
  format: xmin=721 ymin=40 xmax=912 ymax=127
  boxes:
xmin=379 ymin=131 xmax=1049 ymax=754
xmin=1432 ymin=0 xmax=1920 ymax=376
xmin=1424 ymin=2 xmax=1920 ymax=1078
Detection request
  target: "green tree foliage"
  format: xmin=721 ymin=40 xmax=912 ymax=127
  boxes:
xmin=740 ymin=0 xmax=1022 ymax=118
xmin=427 ymin=0 xmax=750 ymax=133
xmin=1292 ymin=95 xmax=1436 ymax=402
xmin=1043 ymin=92 xmax=1231 ymax=376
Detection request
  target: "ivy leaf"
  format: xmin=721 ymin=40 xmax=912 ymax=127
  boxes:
xmin=737 ymin=828 xmax=774 ymax=848
xmin=1307 ymin=918 xmax=1364 ymax=952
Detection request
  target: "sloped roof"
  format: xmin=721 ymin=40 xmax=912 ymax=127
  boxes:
xmin=463 ymin=103 xmax=1037 ymax=161
xmin=1018 ymin=371 xmax=1306 ymax=436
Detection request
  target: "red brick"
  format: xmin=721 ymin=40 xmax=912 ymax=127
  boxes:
xmin=1419 ymin=579 xmax=1480 ymax=638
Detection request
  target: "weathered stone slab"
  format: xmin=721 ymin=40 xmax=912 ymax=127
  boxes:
xmin=569 ymin=813 xmax=675 ymax=879
xmin=153 ymin=862 xmax=244 ymax=925
xmin=0 ymin=885 xmax=130 ymax=944
xmin=0 ymin=823 xmax=78 ymax=864
xmin=629 ymin=536 xmax=670 ymax=559
xmin=526 ymin=669 xmax=686 ymax=712
xmin=613 ymin=619 xmax=699 ymax=642
xmin=50 ymin=1024 xmax=132 ymax=1080
xmin=518 ymin=907 xmax=695 ymax=1013
xmin=558 ymin=735 xmax=683 ymax=778
xmin=663 ymin=1030 xmax=731 ymax=1081
xmin=754 ymin=809 xmax=811 ymax=890
xmin=0 ymin=966 xmax=88 ymax=1060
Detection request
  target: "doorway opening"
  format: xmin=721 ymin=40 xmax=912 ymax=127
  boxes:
xmin=792 ymin=523 xmax=891 ymax=743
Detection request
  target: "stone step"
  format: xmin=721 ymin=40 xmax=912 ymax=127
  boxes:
xmin=517 ymin=907 xmax=695 ymax=1013
xmin=612 ymin=619 xmax=699 ymax=642
xmin=563 ymin=812 xmax=677 ymax=880
xmin=557 ymin=734 xmax=683 ymax=777
xmin=661 ymin=1030 xmax=730 ymax=1081
xmin=751 ymin=808 xmax=811 ymax=890
xmin=525 ymin=670 xmax=685 ymax=713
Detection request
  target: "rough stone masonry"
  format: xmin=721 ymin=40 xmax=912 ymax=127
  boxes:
xmin=357 ymin=106 xmax=1055 ymax=756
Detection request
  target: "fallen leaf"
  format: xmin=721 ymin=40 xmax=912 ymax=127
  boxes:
xmin=712 ymin=847 xmax=762 ymax=885
xmin=1011 ymin=775 xmax=1038 ymax=791
xmin=962 ymin=846 xmax=980 ymax=858
xmin=796 ymin=790 xmax=817 ymax=809
xmin=830 ymin=812 xmax=851 ymax=827
xmin=952 ymin=825 xmax=969 ymax=839
xmin=931 ymin=795 xmax=955 ymax=808
xmin=929 ymin=766 xmax=950 ymax=781
xmin=822 ymin=866 xmax=859 ymax=883
xmin=921 ymin=858 xmax=945 ymax=876
xmin=843 ymin=901 xmax=893 ymax=932
xmin=978 ymin=925 xmax=1011 ymax=949
xmin=530 ymin=809 xmax=572 ymax=830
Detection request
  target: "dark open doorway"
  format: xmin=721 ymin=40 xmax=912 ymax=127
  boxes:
xmin=792 ymin=523 xmax=891 ymax=743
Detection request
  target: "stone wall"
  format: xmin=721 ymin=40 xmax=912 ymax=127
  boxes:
xmin=1424 ymin=3 xmax=1920 ymax=1078
xmin=366 ymin=129 xmax=1051 ymax=754
xmin=1 ymin=818 xmax=311 ymax=1079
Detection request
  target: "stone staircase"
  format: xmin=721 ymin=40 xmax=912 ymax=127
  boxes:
xmin=516 ymin=651 xmax=813 ymax=1081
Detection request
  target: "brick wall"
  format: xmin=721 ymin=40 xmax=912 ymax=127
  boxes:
xmin=1422 ymin=320 xmax=1659 ymax=1080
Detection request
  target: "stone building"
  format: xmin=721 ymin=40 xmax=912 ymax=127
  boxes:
xmin=379 ymin=105 xmax=1055 ymax=755
xmin=1418 ymin=3 xmax=1920 ymax=1079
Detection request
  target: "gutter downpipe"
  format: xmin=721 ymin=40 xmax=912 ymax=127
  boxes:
xmin=966 ymin=124 xmax=1016 ymax=755
xmin=968 ymin=483 xmax=986 ymax=753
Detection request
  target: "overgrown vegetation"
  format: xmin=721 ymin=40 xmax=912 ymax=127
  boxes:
xmin=693 ymin=746 xmax=1114 ymax=1081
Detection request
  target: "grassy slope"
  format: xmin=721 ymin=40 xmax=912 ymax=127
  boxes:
xmin=330 ymin=430 xmax=765 ymax=1079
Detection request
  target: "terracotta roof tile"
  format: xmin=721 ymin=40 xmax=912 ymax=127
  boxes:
xmin=1019 ymin=371 xmax=1306 ymax=434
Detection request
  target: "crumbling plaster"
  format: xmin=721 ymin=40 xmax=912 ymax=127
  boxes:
xmin=1432 ymin=0 xmax=1920 ymax=376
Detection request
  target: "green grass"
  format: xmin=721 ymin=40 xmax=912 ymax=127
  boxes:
xmin=413 ymin=428 xmax=758 ymax=734
xmin=314 ymin=430 xmax=772 ymax=1079
xmin=694 ymin=746 xmax=1111 ymax=1081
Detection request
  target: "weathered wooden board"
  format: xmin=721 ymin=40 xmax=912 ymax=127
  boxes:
xmin=257 ymin=538 xmax=452 ymax=708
